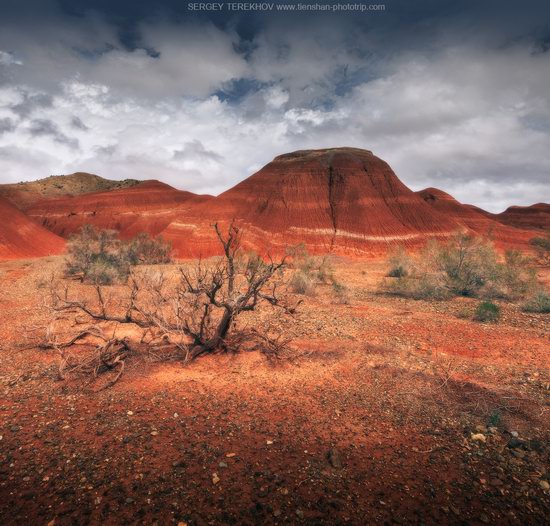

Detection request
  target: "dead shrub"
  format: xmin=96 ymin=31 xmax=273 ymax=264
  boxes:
xmin=44 ymin=222 xmax=299 ymax=387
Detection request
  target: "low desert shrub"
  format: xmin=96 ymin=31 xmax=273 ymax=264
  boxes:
xmin=456 ymin=307 xmax=472 ymax=319
xmin=522 ymin=290 xmax=550 ymax=313
xmin=385 ymin=234 xmax=539 ymax=302
xmin=66 ymin=225 xmax=172 ymax=285
xmin=385 ymin=273 xmax=449 ymax=301
xmin=474 ymin=301 xmax=501 ymax=323
xmin=387 ymin=247 xmax=412 ymax=278
xmin=124 ymin=232 xmax=172 ymax=265
xmin=529 ymin=233 xmax=550 ymax=263
xmin=287 ymin=244 xmax=336 ymax=294
xmin=290 ymin=270 xmax=315 ymax=295
xmin=432 ymin=234 xmax=499 ymax=297
xmin=483 ymin=250 xmax=537 ymax=300
xmin=332 ymin=280 xmax=351 ymax=304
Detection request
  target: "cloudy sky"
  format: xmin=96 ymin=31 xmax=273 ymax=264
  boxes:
xmin=0 ymin=0 xmax=549 ymax=212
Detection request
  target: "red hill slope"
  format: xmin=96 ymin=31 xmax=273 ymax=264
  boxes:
xmin=493 ymin=203 xmax=550 ymax=231
xmin=417 ymin=188 xmax=539 ymax=247
xmin=27 ymin=180 xmax=213 ymax=239
xmin=0 ymin=196 xmax=65 ymax=259
xmin=162 ymin=148 xmax=462 ymax=257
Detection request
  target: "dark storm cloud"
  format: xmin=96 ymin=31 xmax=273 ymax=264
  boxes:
xmin=173 ymin=140 xmax=224 ymax=163
xmin=28 ymin=119 xmax=79 ymax=149
xmin=0 ymin=118 xmax=16 ymax=134
xmin=71 ymin=116 xmax=89 ymax=130
xmin=10 ymin=92 xmax=53 ymax=118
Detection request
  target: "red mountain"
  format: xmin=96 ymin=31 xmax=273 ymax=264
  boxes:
xmin=161 ymin=148 xmax=463 ymax=257
xmin=27 ymin=180 xmax=213 ymax=239
xmin=416 ymin=188 xmax=535 ymax=247
xmin=492 ymin=203 xmax=550 ymax=231
xmin=0 ymin=196 xmax=65 ymax=259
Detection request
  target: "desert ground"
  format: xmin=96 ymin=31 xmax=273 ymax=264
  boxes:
xmin=0 ymin=256 xmax=548 ymax=525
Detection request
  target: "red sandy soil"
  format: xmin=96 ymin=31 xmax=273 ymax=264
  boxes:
xmin=0 ymin=257 xmax=548 ymax=525
xmin=26 ymin=181 xmax=213 ymax=239
xmin=0 ymin=197 xmax=65 ymax=259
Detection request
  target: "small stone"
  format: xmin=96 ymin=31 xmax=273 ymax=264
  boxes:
xmin=488 ymin=427 xmax=498 ymax=434
xmin=540 ymin=480 xmax=550 ymax=491
xmin=327 ymin=448 xmax=343 ymax=468
xmin=10 ymin=426 xmax=20 ymax=433
xmin=125 ymin=497 xmax=134 ymax=504
xmin=212 ymin=472 xmax=220 ymax=484
xmin=150 ymin=431 xmax=159 ymax=436
xmin=475 ymin=425 xmax=487 ymax=433
xmin=219 ymin=462 xmax=228 ymax=469
xmin=480 ymin=513 xmax=490 ymax=524
xmin=273 ymin=509 xmax=281 ymax=517
xmin=225 ymin=453 xmax=236 ymax=458
xmin=266 ymin=440 xmax=273 ymax=445
xmin=178 ymin=522 xmax=188 ymax=526
xmin=296 ymin=509 xmax=304 ymax=519
xmin=127 ymin=411 xmax=134 ymax=416
xmin=470 ymin=433 xmax=486 ymax=443
xmin=507 ymin=437 xmax=526 ymax=449
xmin=510 ymin=431 xmax=519 ymax=438
xmin=512 ymin=449 xmax=526 ymax=459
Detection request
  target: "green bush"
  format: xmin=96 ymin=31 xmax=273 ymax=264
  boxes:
xmin=433 ymin=234 xmax=499 ymax=297
xmin=385 ymin=273 xmax=449 ymax=301
xmin=332 ymin=280 xmax=351 ymax=304
xmin=385 ymin=234 xmax=540 ymax=302
xmin=66 ymin=226 xmax=172 ymax=285
xmin=485 ymin=250 xmax=537 ymax=300
xmin=529 ymin=233 xmax=550 ymax=262
xmin=125 ymin=232 xmax=172 ymax=265
xmin=474 ymin=301 xmax=501 ymax=323
xmin=522 ymin=290 xmax=550 ymax=313
xmin=287 ymin=245 xmax=335 ymax=294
